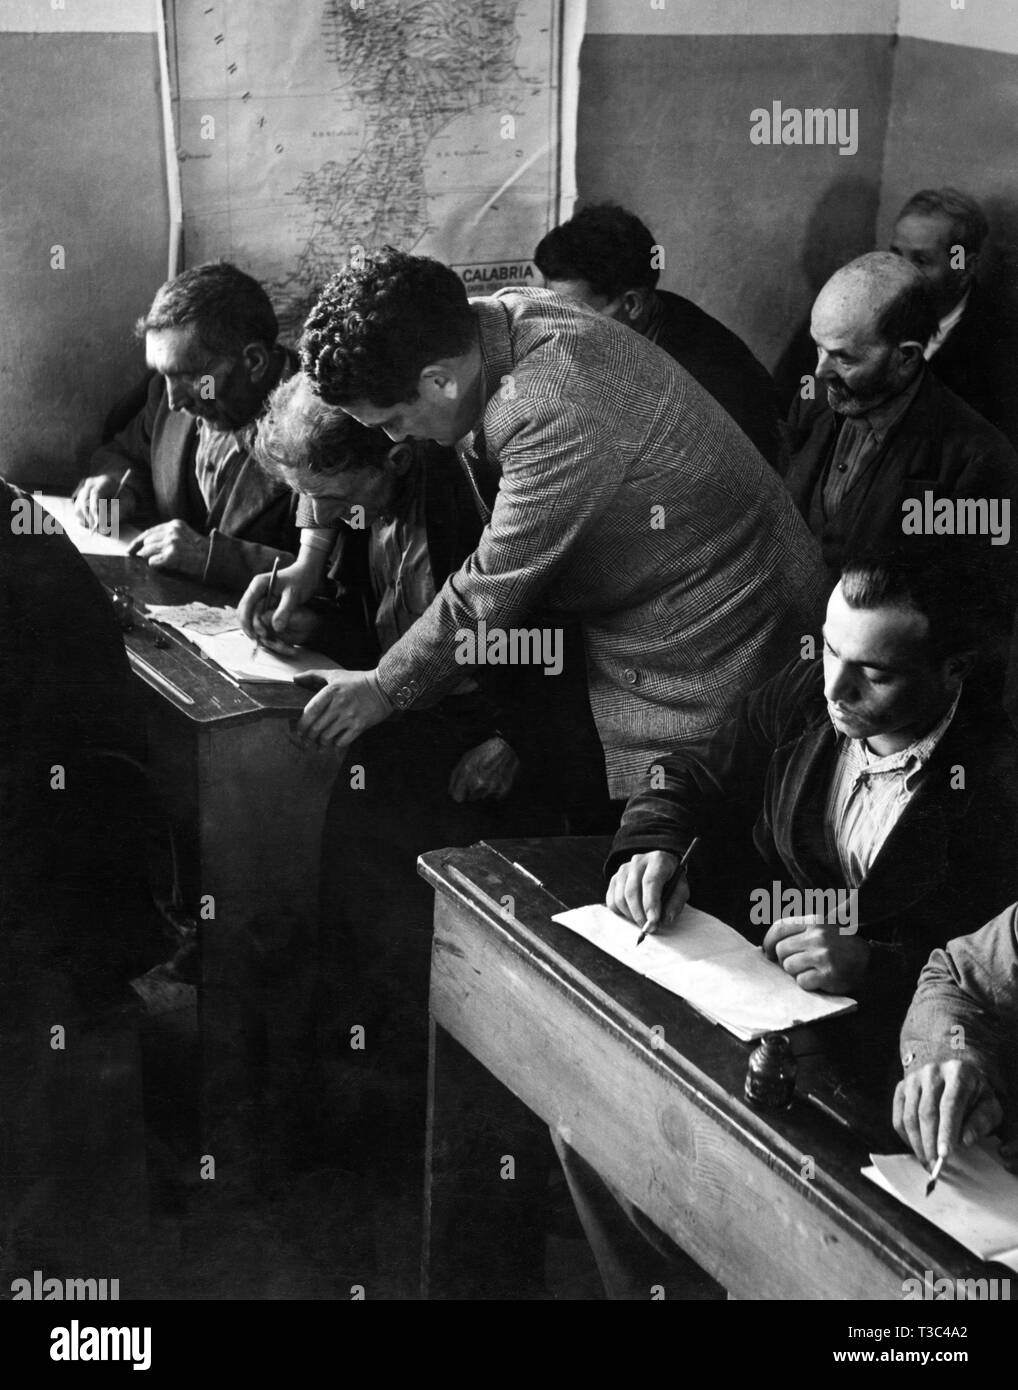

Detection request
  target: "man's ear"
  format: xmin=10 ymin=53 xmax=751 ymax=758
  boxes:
xmin=896 ymin=339 xmax=926 ymax=371
xmin=383 ymin=442 xmax=414 ymax=475
xmin=943 ymin=648 xmax=978 ymax=687
xmin=419 ymin=365 xmax=460 ymax=400
xmin=619 ymin=289 xmax=648 ymax=325
xmin=241 ymin=340 xmax=272 ymax=382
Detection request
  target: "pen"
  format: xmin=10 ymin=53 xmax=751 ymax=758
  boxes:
xmin=636 ymin=835 xmax=700 ymax=946
xmin=87 ymin=468 xmax=133 ymax=534
xmin=925 ymin=1153 xmax=945 ymax=1198
xmin=252 ymin=556 xmax=281 ymax=661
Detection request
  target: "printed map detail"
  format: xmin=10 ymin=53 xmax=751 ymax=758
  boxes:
xmin=170 ymin=0 xmax=569 ymax=341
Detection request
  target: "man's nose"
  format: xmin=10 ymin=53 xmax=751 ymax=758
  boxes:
xmin=824 ymin=659 xmax=855 ymax=705
xmin=382 ymin=424 xmax=406 ymax=442
xmin=815 ymin=349 xmax=837 ymax=381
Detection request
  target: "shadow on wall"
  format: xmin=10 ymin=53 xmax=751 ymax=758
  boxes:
xmin=772 ymin=174 xmax=881 ymax=410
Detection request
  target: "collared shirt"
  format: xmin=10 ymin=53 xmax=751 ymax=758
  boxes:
xmin=368 ymin=480 xmax=436 ymax=655
xmin=824 ymin=690 xmax=962 ymax=888
xmin=194 ymin=419 xmax=256 ymax=514
xmin=925 ymin=288 xmax=970 ymax=361
xmin=822 ymin=370 xmax=924 ymax=514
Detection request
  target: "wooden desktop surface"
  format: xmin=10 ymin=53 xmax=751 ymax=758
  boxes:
xmin=420 ymin=836 xmax=1004 ymax=1300
xmin=86 ymin=554 xmax=337 ymax=1157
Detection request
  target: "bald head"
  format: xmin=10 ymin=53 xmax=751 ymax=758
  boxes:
xmin=810 ymin=253 xmax=938 ymax=417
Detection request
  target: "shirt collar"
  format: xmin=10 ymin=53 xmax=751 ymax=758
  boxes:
xmin=926 ymin=288 xmax=971 ymax=358
xmin=841 ymin=687 xmax=962 ymax=787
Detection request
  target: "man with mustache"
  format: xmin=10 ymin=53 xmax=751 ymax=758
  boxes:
xmin=72 ymin=262 xmax=298 ymax=592
xmin=783 ymin=252 xmax=1018 ymax=588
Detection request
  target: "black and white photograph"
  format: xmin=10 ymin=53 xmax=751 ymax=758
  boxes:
xmin=0 ymin=0 xmax=1016 ymax=1358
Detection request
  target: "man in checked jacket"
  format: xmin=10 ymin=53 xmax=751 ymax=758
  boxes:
xmin=242 ymin=247 xmax=826 ymax=798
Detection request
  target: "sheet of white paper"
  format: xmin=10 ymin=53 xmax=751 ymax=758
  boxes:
xmin=186 ymin=628 xmax=342 ymax=683
xmin=864 ymin=1142 xmax=1018 ymax=1269
xmin=552 ymin=902 xmax=855 ymax=1040
xmin=35 ymin=493 xmax=142 ymax=557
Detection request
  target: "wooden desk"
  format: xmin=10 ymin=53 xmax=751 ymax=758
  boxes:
xmin=420 ymin=837 xmax=1005 ymax=1300
xmin=86 ymin=556 xmax=337 ymax=1157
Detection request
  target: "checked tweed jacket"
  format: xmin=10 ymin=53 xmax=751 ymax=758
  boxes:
xmin=375 ymin=288 xmax=827 ymax=795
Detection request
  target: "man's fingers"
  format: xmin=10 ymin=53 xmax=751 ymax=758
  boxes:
xmin=937 ymin=1069 xmax=979 ymax=1158
xmin=961 ymin=1091 xmax=1002 ymax=1147
xmin=641 ymin=861 xmax=675 ymax=928
xmin=897 ymin=1079 xmax=928 ymax=1164
xmin=892 ymin=1079 xmax=908 ymax=1144
xmin=762 ymin=915 xmax=809 ymax=958
xmin=622 ymin=870 xmax=647 ymax=929
xmin=916 ymin=1079 xmax=945 ymax=1169
xmin=605 ymin=870 xmax=631 ymax=922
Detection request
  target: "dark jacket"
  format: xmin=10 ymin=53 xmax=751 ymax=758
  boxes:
xmin=609 ymin=655 xmax=1018 ymax=1012
xmin=784 ymin=368 xmax=1018 ymax=587
xmin=652 ymin=289 xmax=782 ymax=468
xmin=925 ymin=287 xmax=1018 ymax=450
xmin=0 ymin=482 xmax=155 ymax=1023
xmin=87 ymin=364 xmax=300 ymax=593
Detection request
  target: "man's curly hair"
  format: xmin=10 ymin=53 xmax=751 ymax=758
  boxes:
xmin=299 ymin=247 xmax=476 ymax=407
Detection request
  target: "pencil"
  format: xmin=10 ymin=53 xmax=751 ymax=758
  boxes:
xmin=252 ymin=556 xmax=281 ymax=662
xmin=636 ymin=835 xmax=700 ymax=945
xmin=925 ymin=1153 xmax=945 ymax=1197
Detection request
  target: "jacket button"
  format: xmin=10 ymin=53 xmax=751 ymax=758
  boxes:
xmin=622 ymin=668 xmax=639 ymax=686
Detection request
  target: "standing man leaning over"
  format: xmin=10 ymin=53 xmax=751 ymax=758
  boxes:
xmin=73 ymin=262 xmax=299 ymax=593
xmin=243 ymin=248 xmax=826 ymax=797
xmin=535 ymin=203 xmax=782 ymax=468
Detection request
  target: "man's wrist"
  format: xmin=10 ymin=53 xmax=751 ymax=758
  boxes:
xmin=365 ymin=669 xmax=395 ymax=717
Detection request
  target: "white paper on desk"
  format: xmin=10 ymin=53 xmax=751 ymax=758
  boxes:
xmin=863 ymin=1142 xmax=1018 ymax=1271
xmin=552 ymin=902 xmax=856 ymax=1041
xmin=35 ymin=493 xmax=142 ymax=556
xmin=185 ymin=628 xmax=342 ymax=683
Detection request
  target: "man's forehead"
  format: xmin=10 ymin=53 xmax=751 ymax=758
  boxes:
xmin=341 ymin=398 xmax=398 ymax=426
xmin=825 ymin=588 xmax=930 ymax=663
xmin=892 ymin=212 xmax=954 ymax=253
xmin=145 ymin=324 xmax=206 ymax=371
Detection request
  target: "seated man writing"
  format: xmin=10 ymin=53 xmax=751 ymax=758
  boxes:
xmin=240 ymin=374 xmax=604 ymax=1136
xmin=72 ymin=262 xmax=299 ymax=593
xmin=561 ymin=545 xmax=1018 ymax=1299
xmin=894 ymin=904 xmax=1018 ymax=1176
xmin=608 ymin=546 xmax=1018 ymax=1007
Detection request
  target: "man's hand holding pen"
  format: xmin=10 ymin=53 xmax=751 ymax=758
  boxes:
xmin=238 ymin=563 xmax=322 ymax=652
xmin=606 ymin=847 xmax=692 ymax=938
xmin=892 ymin=1057 xmax=1015 ymax=1175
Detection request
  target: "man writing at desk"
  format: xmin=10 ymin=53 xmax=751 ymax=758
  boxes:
xmin=566 ymin=546 xmax=1018 ymax=1299
xmin=608 ymin=547 xmax=1018 ymax=1003
xmin=894 ymin=905 xmax=1018 ymax=1176
xmin=72 ymin=262 xmax=299 ymax=593
xmin=245 ymin=247 xmax=825 ymax=797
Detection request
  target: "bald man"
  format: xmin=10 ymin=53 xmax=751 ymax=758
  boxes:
xmin=784 ymin=251 xmax=1018 ymax=585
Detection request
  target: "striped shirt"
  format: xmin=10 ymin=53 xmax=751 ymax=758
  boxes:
xmin=825 ymin=691 xmax=962 ymax=888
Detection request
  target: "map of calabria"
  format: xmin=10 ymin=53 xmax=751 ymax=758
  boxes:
xmin=171 ymin=0 xmax=569 ymax=340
